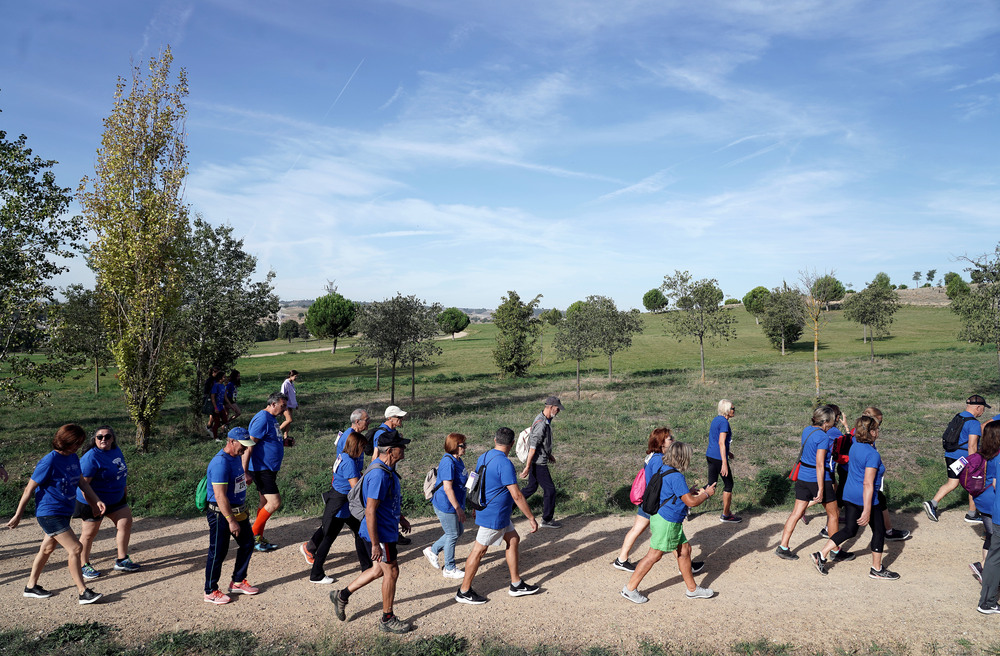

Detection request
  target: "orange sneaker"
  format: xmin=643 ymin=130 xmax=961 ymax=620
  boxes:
xmin=300 ymin=542 xmax=315 ymax=565
xmin=204 ymin=589 xmax=231 ymax=605
xmin=228 ymin=579 xmax=259 ymax=595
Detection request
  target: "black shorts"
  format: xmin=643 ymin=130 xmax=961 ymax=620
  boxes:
xmin=945 ymin=457 xmax=962 ymax=480
xmin=362 ymin=539 xmax=398 ymax=565
xmin=73 ymin=493 xmax=128 ymax=521
xmin=706 ymin=457 xmax=734 ymax=493
xmin=254 ymin=469 xmax=280 ymax=495
xmin=794 ymin=479 xmax=836 ymax=502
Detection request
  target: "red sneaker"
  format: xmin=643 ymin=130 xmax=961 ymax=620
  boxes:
xmin=300 ymin=542 xmax=314 ymax=565
xmin=204 ymin=589 xmax=231 ymax=605
xmin=228 ymin=579 xmax=259 ymax=595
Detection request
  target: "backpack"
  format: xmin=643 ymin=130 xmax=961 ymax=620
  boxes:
xmin=466 ymin=451 xmax=507 ymax=511
xmin=831 ymin=432 xmax=853 ymax=466
xmin=629 ymin=454 xmax=655 ymax=505
xmin=942 ymin=413 xmax=979 ymax=452
xmin=515 ymin=428 xmax=531 ymax=463
xmin=423 ymin=467 xmax=440 ymax=500
xmin=347 ymin=460 xmax=396 ymax=520
xmin=195 ymin=476 xmax=208 ymax=511
xmin=640 ymin=466 xmax=678 ymax=515
xmin=959 ymin=452 xmax=988 ymax=497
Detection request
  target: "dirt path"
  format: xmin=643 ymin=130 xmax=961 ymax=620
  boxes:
xmin=0 ymin=508 xmax=993 ymax=651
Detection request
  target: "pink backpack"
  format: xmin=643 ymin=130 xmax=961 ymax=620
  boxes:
xmin=629 ymin=468 xmax=646 ymax=505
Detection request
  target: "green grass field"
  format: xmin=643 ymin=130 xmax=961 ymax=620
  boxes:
xmin=1 ymin=305 xmax=997 ymax=521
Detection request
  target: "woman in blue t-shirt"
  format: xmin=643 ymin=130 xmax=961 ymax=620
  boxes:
xmin=424 ymin=433 xmax=469 ymax=578
xmin=76 ymin=426 xmax=140 ymax=579
xmin=613 ymin=428 xmax=673 ymax=572
xmin=977 ymin=421 xmax=1000 ymax=612
xmin=970 ymin=423 xmax=1000 ymax=583
xmin=813 ymin=416 xmax=898 ymax=580
xmin=6 ymin=424 xmax=106 ymax=604
xmin=223 ymin=369 xmax=242 ymax=424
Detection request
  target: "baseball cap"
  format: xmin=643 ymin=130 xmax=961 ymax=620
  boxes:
xmin=384 ymin=405 xmax=408 ymax=419
xmin=227 ymin=427 xmax=256 ymax=446
xmin=968 ymin=394 xmax=992 ymax=409
xmin=543 ymin=396 xmax=564 ymax=410
xmin=377 ymin=429 xmax=411 ymax=449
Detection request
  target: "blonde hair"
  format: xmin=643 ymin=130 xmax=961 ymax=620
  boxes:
xmin=665 ymin=441 xmax=693 ymax=472
xmin=718 ymin=399 xmax=733 ymax=415
xmin=854 ymin=416 xmax=879 ymax=444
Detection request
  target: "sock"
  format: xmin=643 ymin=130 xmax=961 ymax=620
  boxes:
xmin=778 ymin=546 xmax=789 ymax=552
xmin=930 ymin=500 xmax=938 ymax=509
xmin=340 ymin=589 xmax=351 ymax=601
xmin=252 ymin=508 xmax=272 ymax=536
xmin=831 ymin=549 xmax=840 ymax=556
xmin=511 ymin=579 xmax=521 ymax=587
xmin=382 ymin=612 xmax=395 ymax=622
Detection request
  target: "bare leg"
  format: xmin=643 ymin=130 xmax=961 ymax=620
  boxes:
xmin=78 ymin=518 xmax=103 ymax=564
xmin=503 ymin=530 xmax=521 ymax=583
xmin=824 ymin=500 xmax=839 ymax=538
xmin=676 ymin=542 xmax=695 ymax=592
xmin=27 ymin=535 xmax=58 ymax=588
xmin=780 ymin=500 xmax=810 ymax=548
xmin=625 ymin=547 xmax=664 ymax=591
xmin=279 ymin=409 xmax=294 ymax=438
xmin=931 ymin=478 xmax=960 ymax=505
xmin=347 ymin=561 xmax=385 ymax=593
xmin=460 ymin=541 xmax=489 ymax=592
xmin=109 ymin=507 xmax=133 ymax=559
xmin=722 ymin=491 xmax=732 ymax=517
xmin=52 ymin=529 xmax=88 ymax=594
xmin=379 ymin=562 xmax=399 ymax=614
xmin=618 ymin=516 xmax=650 ymax=562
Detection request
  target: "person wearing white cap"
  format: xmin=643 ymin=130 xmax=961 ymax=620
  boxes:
xmin=368 ymin=405 xmax=411 ymax=544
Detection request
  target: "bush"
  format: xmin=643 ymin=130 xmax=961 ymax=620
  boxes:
xmin=724 ymin=298 xmax=740 ymax=305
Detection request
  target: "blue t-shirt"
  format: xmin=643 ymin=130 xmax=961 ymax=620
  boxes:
xmin=643 ymin=453 xmax=664 ymax=488
xmin=706 ymin=415 xmax=732 ymax=460
xmin=843 ymin=442 xmax=885 ymax=506
xmin=31 ymin=451 xmax=82 ymax=517
xmin=946 ymin=410 xmax=982 ymax=459
xmin=225 ymin=382 xmax=238 ymax=403
xmin=75 ymin=446 xmax=127 ymax=504
xmin=798 ymin=426 xmax=833 ymax=483
xmin=358 ymin=464 xmax=401 ymax=543
xmin=975 ymin=454 xmax=1000 ymax=514
xmin=206 ymin=449 xmax=248 ymax=507
xmin=656 ymin=469 xmax=691 ymax=523
xmin=432 ymin=454 xmax=467 ymax=514
xmin=371 ymin=424 xmax=393 ymax=452
xmin=211 ymin=382 xmax=226 ymax=412
xmin=474 ymin=450 xmax=517 ymax=530
xmin=248 ymin=409 xmax=283 ymax=472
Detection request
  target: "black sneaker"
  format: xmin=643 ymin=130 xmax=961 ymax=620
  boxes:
xmin=691 ymin=561 xmax=706 ymax=575
xmin=78 ymin=588 xmax=103 ymax=605
xmin=508 ymin=580 xmax=540 ymax=597
xmin=396 ymin=535 xmax=412 ymax=545
xmin=455 ymin=588 xmax=488 ymax=604
xmin=23 ymin=585 xmax=53 ymax=599
xmin=379 ymin=614 xmax=413 ymax=633
xmin=819 ymin=527 xmax=830 ymax=539
xmin=612 ymin=557 xmax=636 ymax=572
xmin=330 ymin=589 xmax=348 ymax=621
xmin=775 ymin=546 xmax=798 ymax=561
xmin=811 ymin=552 xmax=827 ymax=576
xmin=978 ymin=602 xmax=1000 ymax=614
xmin=923 ymin=500 xmax=939 ymax=522
xmin=966 ymin=512 xmax=984 ymax=524
xmin=971 ymin=562 xmax=984 ymax=584
xmin=884 ymin=528 xmax=911 ymax=541
xmin=539 ymin=519 xmax=562 ymax=529
xmin=831 ymin=549 xmax=856 ymax=562
xmin=869 ymin=567 xmax=900 ymax=580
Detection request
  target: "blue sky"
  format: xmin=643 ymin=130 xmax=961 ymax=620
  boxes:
xmin=3 ymin=1 xmax=999 ymax=309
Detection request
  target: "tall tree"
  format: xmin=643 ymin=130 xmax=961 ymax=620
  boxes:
xmin=952 ymin=244 xmax=1000 ymax=381
xmin=800 ymin=270 xmax=836 ymax=397
xmin=537 ymin=307 xmax=562 ymax=365
xmin=871 ymin=272 xmax=892 ymax=290
xmin=50 ymin=284 xmax=110 ymax=394
xmin=913 ymin=271 xmax=922 ymax=285
xmin=181 ymin=216 xmax=279 ymax=418
xmin=810 ymin=274 xmax=846 ymax=311
xmin=742 ymin=286 xmax=771 ymax=325
xmin=760 ymin=283 xmax=805 ymax=355
xmin=585 ymin=295 xmax=643 ymax=380
xmin=660 ymin=271 xmax=736 ymax=382
xmin=926 ymin=269 xmax=937 ymax=285
xmin=78 ymin=49 xmax=190 ymax=450
xmin=279 ymin=319 xmax=299 ymax=342
xmin=842 ymin=282 xmax=900 ymax=361
xmin=553 ymin=304 xmax=595 ymax=398
xmin=642 ymin=288 xmax=668 ymax=313
xmin=305 ymin=292 xmax=356 ymax=352
xmin=491 ymin=291 xmax=541 ymax=378
xmin=403 ymin=303 xmax=443 ymax=402
xmin=436 ymin=307 xmax=470 ymax=339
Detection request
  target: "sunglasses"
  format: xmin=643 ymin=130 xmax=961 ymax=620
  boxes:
xmin=95 ymin=434 xmax=114 ymax=440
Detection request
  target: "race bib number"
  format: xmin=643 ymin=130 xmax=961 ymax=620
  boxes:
xmin=235 ymin=473 xmax=247 ymax=494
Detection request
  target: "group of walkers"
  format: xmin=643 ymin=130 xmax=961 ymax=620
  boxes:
xmin=8 ymin=381 xmax=1000 ymax=628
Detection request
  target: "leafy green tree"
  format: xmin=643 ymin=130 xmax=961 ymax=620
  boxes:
xmin=810 ymin=274 xmax=846 ymax=311
xmin=585 ymin=295 xmax=643 ymax=380
xmin=944 ymin=272 xmax=962 ymax=287
xmin=842 ymin=283 xmax=900 ymax=361
xmin=279 ymin=319 xmax=300 ymax=342
xmin=1 ymin=117 xmax=83 ymax=404
xmin=660 ymin=271 xmax=736 ymax=382
xmin=50 ymin=285 xmax=110 ymax=395
xmin=78 ymin=49 xmax=190 ymax=450
xmin=913 ymin=271 xmax=922 ymax=285
xmin=256 ymin=319 xmax=279 ymax=342
xmin=353 ymin=294 xmax=443 ymax=403
xmin=926 ymin=269 xmax=937 ymax=285
xmin=946 ymin=276 xmax=971 ymax=299
xmin=952 ymin=244 xmax=1000 ymax=381
xmin=742 ymin=286 xmax=771 ymax=325
xmin=537 ymin=308 xmax=562 ymax=365
xmin=436 ymin=307 xmax=470 ymax=339
xmin=491 ymin=291 xmax=541 ymax=378
xmin=182 ymin=216 xmax=279 ymax=419
xmin=760 ymin=284 xmax=805 ymax=355
xmin=871 ymin=272 xmax=892 ymax=290
xmin=642 ymin=289 xmax=668 ymax=313
xmin=403 ymin=303 xmax=443 ymax=402
xmin=553 ymin=304 xmax=595 ymax=398
xmin=306 ymin=292 xmax=356 ymax=352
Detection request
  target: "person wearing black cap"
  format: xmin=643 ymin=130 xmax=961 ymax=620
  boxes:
xmin=331 ymin=429 xmax=414 ymax=633
xmin=519 ymin=396 xmax=564 ymax=528
xmin=924 ymin=394 xmax=991 ymax=523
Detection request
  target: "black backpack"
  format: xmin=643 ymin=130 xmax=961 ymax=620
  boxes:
xmin=942 ymin=413 xmax=979 ymax=452
xmin=640 ymin=466 xmax=679 ymax=515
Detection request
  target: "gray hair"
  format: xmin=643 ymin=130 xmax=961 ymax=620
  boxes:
xmin=495 ymin=427 xmax=515 ymax=446
xmin=267 ymin=391 xmax=289 ymax=407
xmin=717 ymin=399 xmax=733 ymax=415
xmin=350 ymin=408 xmax=368 ymax=423
xmin=812 ymin=405 xmax=836 ymax=427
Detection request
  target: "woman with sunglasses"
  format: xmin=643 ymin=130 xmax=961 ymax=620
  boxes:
xmin=75 ymin=426 xmax=140 ymax=579
xmin=424 ymin=433 xmax=469 ymax=579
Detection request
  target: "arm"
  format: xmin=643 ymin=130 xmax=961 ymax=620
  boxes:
xmin=858 ymin=467 xmax=877 ymax=526
xmin=212 ymin=483 xmax=242 ymax=536
xmin=969 ymin=430 xmax=980 ymax=455
xmin=682 ymin=482 xmax=717 ymax=508
xmin=77 ymin=477 xmax=106 ymax=516
xmin=519 ymin=447 xmax=537 ymax=479
xmin=719 ymin=432 xmax=730 ymax=476
xmin=442 ymin=479 xmax=467 ymax=524
xmin=364 ymin=496 xmax=383 ymax=561
xmin=6 ymin=479 xmax=39 ymax=529
xmin=506 ymin=483 xmax=538 ymax=533
xmin=241 ymin=442 xmax=256 ymax=484
xmin=810 ymin=449 xmax=827 ymax=504
xmin=347 ymin=476 xmax=360 ymax=489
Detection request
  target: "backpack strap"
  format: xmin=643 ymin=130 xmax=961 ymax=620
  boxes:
xmin=655 ymin=467 xmax=680 ymax=510
xmin=798 ymin=427 xmax=825 ymax=468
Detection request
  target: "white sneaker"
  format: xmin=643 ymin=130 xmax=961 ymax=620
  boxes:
xmin=422 ymin=547 xmax=439 ymax=569
xmin=685 ymin=586 xmax=714 ymax=599
xmin=442 ymin=567 xmax=465 ymax=579
xmin=310 ymin=576 xmax=335 ymax=584
xmin=620 ymin=586 xmax=648 ymax=604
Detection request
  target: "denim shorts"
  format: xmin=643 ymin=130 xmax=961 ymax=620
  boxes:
xmin=37 ymin=515 xmax=72 ymax=537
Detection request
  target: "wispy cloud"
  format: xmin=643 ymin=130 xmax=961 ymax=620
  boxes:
xmin=378 ymin=85 xmax=405 ymax=111
xmin=950 ymin=73 xmax=1000 ymax=91
xmin=139 ymin=0 xmax=193 ymax=55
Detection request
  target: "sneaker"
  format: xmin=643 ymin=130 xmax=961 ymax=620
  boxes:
xmin=423 ymin=547 xmax=439 ymax=569
xmin=884 ymin=528 xmax=911 ymax=541
xmin=78 ymin=588 xmax=103 ymax=605
xmin=691 ymin=561 xmax=706 ymax=575
xmin=81 ymin=563 xmax=101 ymax=580
xmin=228 ymin=579 xmax=259 ymax=595
xmin=685 ymin=586 xmax=714 ymax=599
xmin=540 ymin=519 xmax=562 ymax=529
xmin=978 ymin=602 xmax=1000 ymax=614
xmin=113 ymin=556 xmax=140 ymax=572
xmin=971 ymin=562 xmax=984 ymax=584
xmin=23 ymin=585 xmax=53 ymax=599
xmin=775 ymin=546 xmax=799 ymax=561
xmin=205 ymin=589 xmax=231 ymax=605
xmin=923 ymin=500 xmax=939 ymax=522
xmin=819 ymin=527 xmax=830 ymax=539
xmin=254 ymin=536 xmax=277 ymax=552
xmin=620 ymin=586 xmax=648 ymax=604
xmin=811 ymin=552 xmax=828 ymax=576
xmin=612 ymin=558 xmax=636 ymax=572
xmin=330 ymin=589 xmax=348 ymax=621
xmin=310 ymin=575 xmax=335 ymax=584
xmin=300 ymin=542 xmax=314 ymax=565
xmin=443 ymin=568 xmax=465 ymax=579
xmin=508 ymin=580 xmax=540 ymax=597
xmin=869 ymin=567 xmax=900 ymax=580
xmin=831 ymin=550 xmax=856 ymax=562
xmin=719 ymin=514 xmax=742 ymax=523
xmin=966 ymin=512 xmax=984 ymax=524
xmin=455 ymin=587 xmax=488 ymax=604
xmin=396 ymin=535 xmax=412 ymax=545
xmin=379 ymin=614 xmax=414 ymax=633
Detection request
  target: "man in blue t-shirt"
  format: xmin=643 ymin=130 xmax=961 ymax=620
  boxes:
xmin=456 ymin=427 xmax=540 ymax=605
xmin=203 ymin=428 xmax=258 ymax=605
xmin=331 ymin=430 xmax=414 ymax=634
xmin=242 ymin=391 xmax=288 ymax=552
xmin=924 ymin=394 xmax=990 ymax=523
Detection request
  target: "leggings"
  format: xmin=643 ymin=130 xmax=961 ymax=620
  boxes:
xmin=706 ymin=457 xmax=734 ymax=493
xmin=831 ymin=499 xmax=886 ymax=553
xmin=984 ymin=513 xmax=994 ymax=552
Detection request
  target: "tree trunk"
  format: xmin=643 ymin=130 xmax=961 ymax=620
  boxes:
xmin=375 ymin=361 xmax=380 ymax=391
xmin=451 ymin=332 xmax=455 ymax=340
xmin=539 ymin=330 xmax=544 ymax=365
xmin=863 ymin=325 xmax=868 ymax=343
xmin=410 ymin=359 xmax=415 ymax=403
xmin=390 ymin=362 xmax=397 ymax=404
xmin=869 ymin=334 xmax=875 ymax=362
xmin=755 ymin=317 xmax=759 ymax=325
xmin=781 ymin=336 xmax=786 ymax=356
xmin=608 ymin=353 xmax=613 ymax=381
xmin=93 ymin=357 xmax=100 ymax=395
xmin=813 ymin=319 xmax=820 ymax=396
xmin=332 ymin=336 xmax=337 ymax=354
xmin=135 ymin=418 xmax=151 ymax=452
xmin=576 ymin=360 xmax=581 ymax=399
xmin=699 ymin=335 xmax=706 ymax=383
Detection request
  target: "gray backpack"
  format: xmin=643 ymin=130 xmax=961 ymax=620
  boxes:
xmin=347 ymin=460 xmax=395 ymax=520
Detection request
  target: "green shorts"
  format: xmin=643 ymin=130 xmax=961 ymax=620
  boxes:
xmin=649 ymin=514 xmax=687 ymax=552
